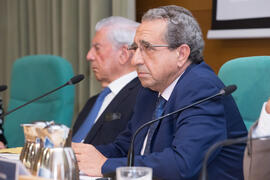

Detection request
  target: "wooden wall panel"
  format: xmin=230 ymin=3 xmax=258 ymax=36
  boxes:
xmin=136 ymin=0 xmax=270 ymax=73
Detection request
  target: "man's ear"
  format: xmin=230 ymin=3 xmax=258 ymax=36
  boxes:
xmin=176 ymin=44 xmax=190 ymax=67
xmin=119 ymin=45 xmax=130 ymax=65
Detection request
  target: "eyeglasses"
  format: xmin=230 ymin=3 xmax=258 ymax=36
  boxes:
xmin=128 ymin=40 xmax=169 ymax=57
xmin=128 ymin=40 xmax=169 ymax=51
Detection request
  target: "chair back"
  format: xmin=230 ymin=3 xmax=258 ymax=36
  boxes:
xmin=218 ymin=56 xmax=270 ymax=130
xmin=4 ymin=55 xmax=75 ymax=147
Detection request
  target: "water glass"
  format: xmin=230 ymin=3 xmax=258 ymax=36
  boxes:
xmin=116 ymin=166 xmax=152 ymax=180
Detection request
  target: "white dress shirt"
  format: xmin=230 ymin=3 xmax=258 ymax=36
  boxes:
xmin=252 ymin=102 xmax=270 ymax=138
xmin=94 ymin=71 xmax=137 ymax=123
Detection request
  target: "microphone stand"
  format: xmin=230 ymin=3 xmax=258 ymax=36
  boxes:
xmin=200 ymin=135 xmax=270 ymax=180
xmin=2 ymin=84 xmax=67 ymax=118
xmin=0 ymin=74 xmax=84 ymax=119
xmin=127 ymin=86 xmax=235 ymax=166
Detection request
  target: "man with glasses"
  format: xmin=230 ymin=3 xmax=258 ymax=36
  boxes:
xmin=73 ymin=5 xmax=247 ymax=179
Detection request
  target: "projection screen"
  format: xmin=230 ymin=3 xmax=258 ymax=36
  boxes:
xmin=207 ymin=0 xmax=270 ymax=39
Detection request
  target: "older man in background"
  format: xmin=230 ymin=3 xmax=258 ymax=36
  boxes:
xmin=72 ymin=16 xmax=141 ymax=146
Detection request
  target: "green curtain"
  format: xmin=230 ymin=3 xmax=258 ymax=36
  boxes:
xmin=0 ymin=0 xmax=136 ymax=124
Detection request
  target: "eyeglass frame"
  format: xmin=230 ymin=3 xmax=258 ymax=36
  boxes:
xmin=128 ymin=40 xmax=170 ymax=52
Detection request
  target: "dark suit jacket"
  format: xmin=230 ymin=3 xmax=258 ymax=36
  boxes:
xmin=72 ymin=77 xmax=141 ymax=146
xmin=97 ymin=62 xmax=247 ymax=180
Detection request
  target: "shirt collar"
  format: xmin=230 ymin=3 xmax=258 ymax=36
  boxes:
xmin=108 ymin=71 xmax=137 ymax=95
xmin=161 ymin=72 xmax=184 ymax=101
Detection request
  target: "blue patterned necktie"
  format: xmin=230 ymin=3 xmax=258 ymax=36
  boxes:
xmin=144 ymin=96 xmax=167 ymax=155
xmin=72 ymin=87 xmax=111 ymax=142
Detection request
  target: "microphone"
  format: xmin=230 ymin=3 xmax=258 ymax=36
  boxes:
xmin=127 ymin=85 xmax=237 ymax=167
xmin=0 ymin=85 xmax=7 ymax=92
xmin=0 ymin=74 xmax=84 ymax=118
xmin=200 ymin=135 xmax=270 ymax=180
xmin=67 ymin=74 xmax=85 ymax=85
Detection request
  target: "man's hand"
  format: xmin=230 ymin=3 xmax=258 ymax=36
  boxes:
xmin=72 ymin=142 xmax=107 ymax=177
xmin=0 ymin=141 xmax=5 ymax=149
xmin=266 ymin=98 xmax=270 ymax=114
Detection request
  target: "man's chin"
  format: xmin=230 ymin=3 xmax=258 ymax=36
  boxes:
xmin=139 ymin=78 xmax=153 ymax=89
xmin=94 ymin=74 xmax=101 ymax=81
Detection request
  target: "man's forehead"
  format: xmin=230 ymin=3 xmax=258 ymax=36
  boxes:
xmin=92 ymin=29 xmax=109 ymax=45
xmin=93 ymin=28 xmax=110 ymax=40
xmin=134 ymin=19 xmax=167 ymax=42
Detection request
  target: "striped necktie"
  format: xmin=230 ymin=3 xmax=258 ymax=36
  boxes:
xmin=144 ymin=96 xmax=166 ymax=154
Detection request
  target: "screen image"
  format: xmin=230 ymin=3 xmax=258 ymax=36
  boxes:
xmin=207 ymin=0 xmax=270 ymax=39
xmin=217 ymin=0 xmax=270 ymax=21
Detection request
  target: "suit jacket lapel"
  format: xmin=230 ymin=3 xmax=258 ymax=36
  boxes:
xmin=149 ymin=63 xmax=198 ymax=151
xmin=84 ymin=78 xmax=140 ymax=143
xmin=133 ymin=89 xmax=158 ymax=154
xmin=72 ymin=95 xmax=98 ymax=134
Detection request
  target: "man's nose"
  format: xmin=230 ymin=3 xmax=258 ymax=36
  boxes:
xmin=86 ymin=48 xmax=95 ymax=61
xmin=131 ymin=48 xmax=143 ymax=66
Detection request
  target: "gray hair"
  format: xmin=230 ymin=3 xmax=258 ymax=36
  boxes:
xmin=95 ymin=16 xmax=139 ymax=48
xmin=142 ymin=5 xmax=204 ymax=63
